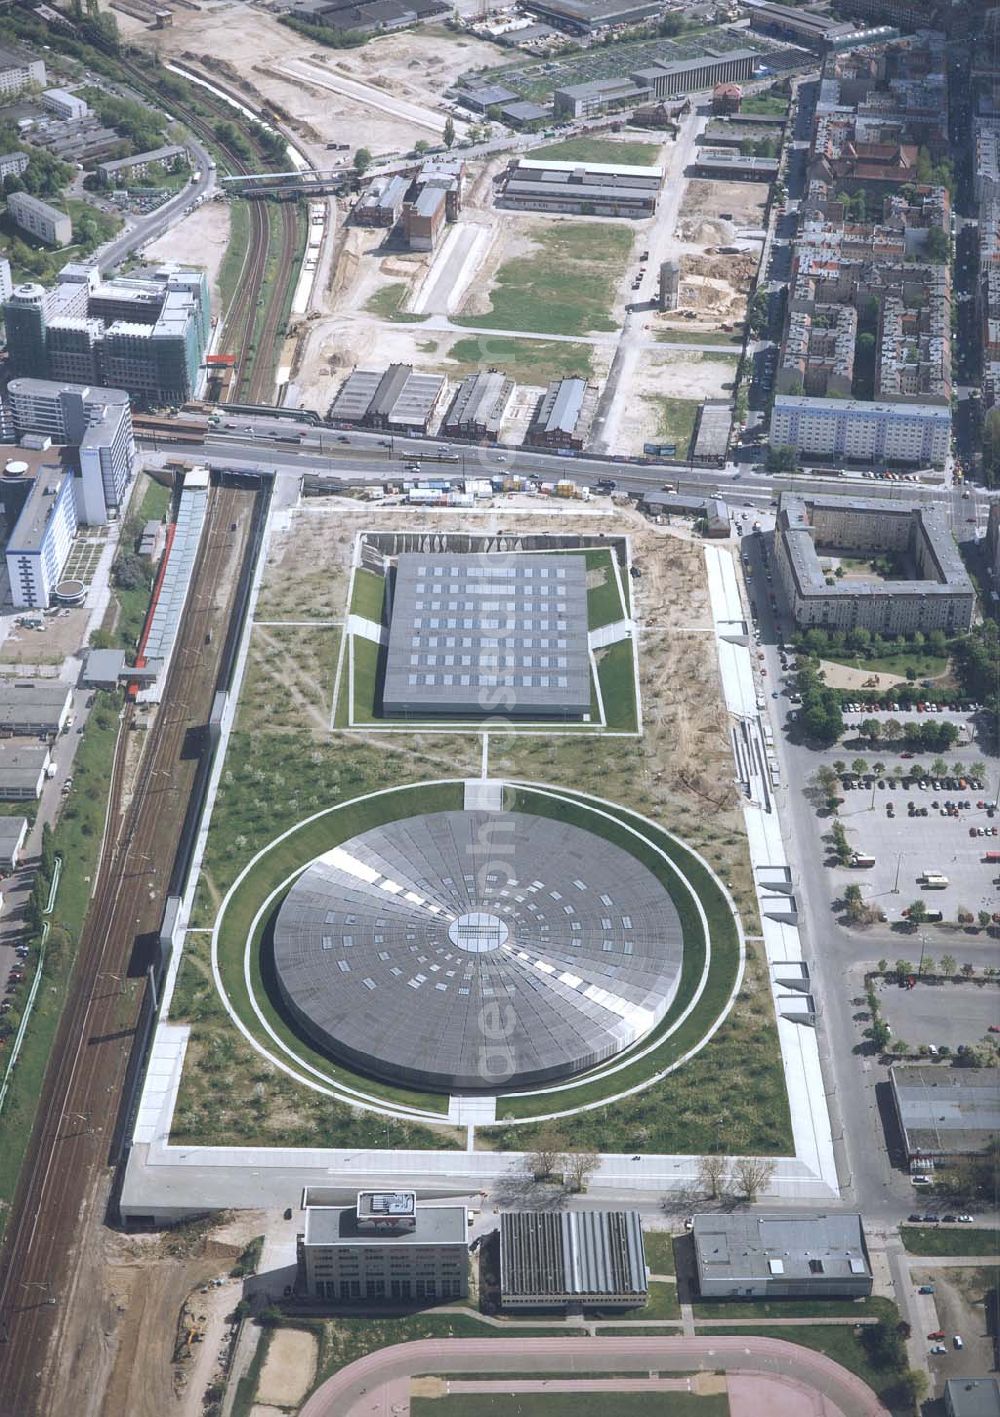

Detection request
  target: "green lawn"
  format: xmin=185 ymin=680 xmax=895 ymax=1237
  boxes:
xmin=900 ymin=1227 xmax=999 ymax=1257
xmin=702 ymin=1325 xmax=898 ymax=1409
xmin=412 ymin=1396 xmax=727 ymax=1415
xmin=642 ymin=1231 xmax=676 ymax=1276
xmin=585 ymin=547 xmax=626 ymax=630
xmin=655 ymin=329 xmax=744 ymax=347
xmin=642 ymin=397 xmax=701 ymax=458
xmin=448 ymin=336 xmax=593 ymax=385
xmin=596 ymin=639 xmax=638 ymax=732
xmin=219 ymin=200 xmax=251 ymax=314
xmin=365 ymin=282 xmax=427 ymax=323
xmin=740 ymin=94 xmax=789 ymax=117
xmin=349 ymin=634 xmax=382 ymax=724
xmin=109 ymin=475 xmax=174 ymax=658
xmin=452 ymin=223 xmax=632 ymax=336
xmin=350 ymin=569 xmax=386 ymax=625
xmin=693 ymin=1296 xmax=896 ymax=1320
xmin=531 ymin=137 xmax=662 ymax=166
xmin=0 ymin=694 xmax=121 ymax=1237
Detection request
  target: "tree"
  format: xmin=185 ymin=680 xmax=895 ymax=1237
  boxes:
xmin=851 ymin=758 xmax=869 ymax=777
xmin=925 ymin=224 xmax=949 ymax=263
xmin=983 ymin=406 xmax=1000 ymax=487
xmin=732 ymin=1157 xmax=775 ymax=1203
xmin=831 ymin=821 xmax=852 ymax=865
xmin=918 ymin=956 xmax=934 ymax=976
xmin=977 ymin=912 xmax=991 ymax=932
xmin=894 ymin=959 xmax=913 ymax=980
xmin=765 ymin=443 xmax=799 ymax=475
xmin=939 ymin=954 xmax=957 ymax=978
xmin=353 ymin=147 xmax=372 ymax=174
xmin=843 ymin=883 xmax=867 ymax=923
xmin=443 ymin=116 xmax=456 ymax=149
xmin=414 ymin=138 xmax=430 ymax=154
xmin=564 ymin=1147 xmax=601 ymax=1193
xmin=894 ymin=1370 xmax=929 ymax=1406
xmin=906 ymin=899 xmax=928 ymax=928
xmin=963 ymin=958 xmax=978 ymax=973
xmin=877 ymin=958 xmax=888 ymax=974
xmin=697 ymin=1154 xmax=729 ymax=1199
xmin=524 ymin=1124 xmax=567 ymax=1181
xmin=859 ymin=717 xmax=881 ymax=742
xmin=930 ymin=757 xmax=948 ymax=779
xmin=113 ymin=552 xmax=148 ymax=592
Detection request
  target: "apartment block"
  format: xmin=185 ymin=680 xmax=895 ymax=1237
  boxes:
xmin=774 ymin=493 xmax=974 ymax=634
xmin=0 ymin=150 xmax=29 ymax=182
xmin=7 ymin=191 xmax=71 ymax=248
xmin=0 ymin=43 xmax=46 ymax=99
xmin=298 ymin=1192 xmax=468 ymax=1303
xmin=5 ymin=466 xmax=78 ymax=609
xmin=771 ymin=394 xmax=950 ymax=465
xmin=41 ymin=88 xmax=88 ymax=121
xmin=96 ymin=144 xmax=186 ymax=185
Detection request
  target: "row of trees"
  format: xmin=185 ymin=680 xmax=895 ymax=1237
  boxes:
xmin=791 ymin=626 xmax=951 ymax=660
xmin=795 ymin=663 xmax=844 ymax=747
xmin=851 ymin=718 xmax=960 ymax=751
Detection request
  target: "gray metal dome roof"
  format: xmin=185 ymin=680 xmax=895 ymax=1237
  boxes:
xmin=272 ymin=809 xmax=684 ymax=1094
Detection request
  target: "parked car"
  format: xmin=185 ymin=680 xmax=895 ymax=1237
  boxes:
xmin=929 ymin=1343 xmax=947 ymax=1354
xmin=928 ymin=1330 xmax=945 ymax=1340
xmin=954 ymin=1335 xmax=963 ymax=1350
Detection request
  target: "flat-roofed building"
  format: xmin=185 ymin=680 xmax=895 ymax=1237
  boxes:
xmin=96 ymin=144 xmax=185 ymax=185
xmin=890 ymin=1065 xmax=1000 ymax=1165
xmin=403 ymin=183 xmax=447 ymax=250
xmin=461 ymin=83 xmax=518 ymax=113
xmin=5 ymin=466 xmax=78 ymax=609
xmin=693 ymin=149 xmax=780 ymax=180
xmin=42 ymin=87 xmax=88 ymax=121
xmin=744 ymin=0 xmax=860 ymax=52
xmin=329 ymin=364 xmax=446 ymax=432
xmin=298 ymin=1191 xmax=468 ymax=1303
xmin=526 ymin=376 xmax=595 ymax=449
xmin=0 ymin=816 xmax=29 ymax=871
xmin=500 ymin=99 xmax=551 ymax=129
xmin=0 ymin=743 xmax=50 ymax=799
xmin=0 ymin=43 xmax=46 ymax=99
xmin=7 ymin=191 xmax=71 ymax=248
xmin=522 ymin=0 xmax=662 ymax=33
xmin=774 ymin=494 xmax=975 ymax=635
xmin=354 ymin=174 xmax=410 ymax=227
xmin=442 ymin=370 xmax=515 ymax=442
xmin=692 ymin=399 xmax=732 ymax=463
xmin=0 ymin=150 xmax=29 ymax=181
xmin=554 ymin=49 xmax=759 ymax=118
xmin=944 ymin=1379 xmax=1000 ymax=1417
xmin=501 ymin=155 xmax=661 ymax=218
xmin=771 ymin=394 xmax=951 ymax=467
xmin=0 ymin=680 xmax=73 ymax=737
xmin=383 ymin=551 xmax=591 ymax=719
xmin=693 ymin=1213 xmax=873 ymax=1299
xmin=500 ymin=1211 xmax=647 ymax=1310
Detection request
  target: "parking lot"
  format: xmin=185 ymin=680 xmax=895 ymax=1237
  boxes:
xmin=878 ymin=981 xmax=1000 ymax=1051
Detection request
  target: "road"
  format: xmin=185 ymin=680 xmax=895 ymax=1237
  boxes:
xmin=273 ymin=56 xmax=463 ymax=139
xmin=0 ymin=484 xmax=260 ymax=1417
xmin=299 ymin=1335 xmax=888 ymax=1417
xmin=92 ymin=134 xmax=216 ymax=275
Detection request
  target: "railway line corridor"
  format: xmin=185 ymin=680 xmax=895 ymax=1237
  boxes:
xmin=0 ymin=483 xmax=261 ymax=1417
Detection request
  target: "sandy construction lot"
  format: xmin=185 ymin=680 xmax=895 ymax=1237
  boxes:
xmin=613 ymin=349 xmax=737 ymax=455
xmin=255 ymin=1325 xmax=318 ymax=1408
xmin=125 ymin=5 xmax=504 ymax=159
xmin=679 ymin=178 xmax=770 ymax=241
xmin=144 ymin=201 xmax=231 ymax=314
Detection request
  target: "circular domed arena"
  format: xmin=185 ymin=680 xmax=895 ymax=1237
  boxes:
xmin=272 ymin=809 xmax=685 ymax=1093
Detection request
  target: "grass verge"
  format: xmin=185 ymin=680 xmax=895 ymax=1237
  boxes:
xmin=693 ymin=1296 xmax=897 ymax=1320
xmin=900 ymin=1227 xmax=999 ymax=1257
xmin=584 ymin=546 xmax=626 ymax=630
xmin=447 ymin=335 xmax=593 ymax=385
xmin=701 ymin=1323 xmax=904 ymax=1410
xmin=642 ymin=396 xmax=700 ymax=459
xmin=452 ymin=222 xmax=632 ymax=337
xmin=0 ymin=694 xmax=121 ymax=1236
xmin=349 ymin=569 xmax=386 ymax=624
xmin=596 ymin=639 xmax=638 ymax=732
xmin=641 ymin=1231 xmax=676 ymax=1276
xmin=219 ymin=200 xmax=251 ymax=314
xmin=365 ymin=282 xmax=427 ymax=322
xmin=531 ymin=138 xmax=663 ymax=166
xmin=655 ymin=328 xmax=744 ymax=346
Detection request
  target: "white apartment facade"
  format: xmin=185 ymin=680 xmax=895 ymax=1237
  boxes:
xmin=6 ymin=191 xmax=71 ymax=248
xmin=771 ymin=394 xmax=951 ymax=467
xmin=41 ymin=88 xmax=88 ymax=121
xmin=5 ymin=468 xmax=79 ymax=609
xmin=0 ymin=45 xmax=45 ymax=99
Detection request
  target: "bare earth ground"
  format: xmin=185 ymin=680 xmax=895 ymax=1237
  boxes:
xmin=121 ymin=5 xmax=505 ymax=162
xmin=614 ymin=349 xmax=738 ymax=455
xmin=0 ymin=609 xmax=90 ymax=664
xmin=255 ymin=1325 xmax=318 ymax=1408
xmin=817 ymin=659 xmax=907 ymax=691
xmin=143 ymin=201 xmax=232 ymax=316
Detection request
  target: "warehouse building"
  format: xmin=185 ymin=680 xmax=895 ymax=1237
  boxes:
xmin=329 ymin=364 xmax=447 ymax=432
xmin=522 ymin=0 xmax=664 ymax=33
xmin=7 ymin=192 xmax=71 ymax=248
xmin=744 ymin=1 xmax=864 ymax=52
xmin=0 ymin=816 xmax=29 ymax=872
xmin=354 ymin=174 xmax=409 ymax=227
xmin=460 ymin=82 xmax=518 ymax=114
xmin=298 ymin=1191 xmax=468 ymax=1302
xmin=770 ymin=394 xmax=951 ymax=467
xmin=383 ymin=551 xmax=592 ymax=719
xmin=442 ymin=370 xmax=515 ymax=442
xmin=0 ymin=681 xmax=73 ymax=737
xmin=692 ymin=399 xmax=732 ymax=464
xmin=403 ymin=183 xmax=447 ymax=251
xmin=500 ymin=1211 xmax=647 ymax=1310
xmin=0 ymin=743 xmax=51 ymax=800
xmin=693 ymin=1213 xmax=873 ymax=1299
xmin=891 ymin=1065 xmax=1000 ymax=1166
xmin=0 ymin=43 xmax=46 ymax=99
xmin=774 ymin=495 xmax=975 ymax=635
xmin=526 ymin=377 xmax=596 ymax=450
xmin=500 ymin=156 xmax=661 ymax=217
xmin=693 ymin=149 xmax=780 ymax=180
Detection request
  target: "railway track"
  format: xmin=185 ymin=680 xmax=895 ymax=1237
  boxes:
xmin=0 ymin=483 xmax=257 ymax=1417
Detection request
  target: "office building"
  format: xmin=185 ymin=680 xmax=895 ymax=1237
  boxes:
xmin=771 ymin=394 xmax=950 ymax=467
xmin=0 ymin=43 xmax=46 ymax=99
xmin=0 ymin=680 xmax=73 ymax=737
xmin=944 ymin=1380 xmax=1000 ymax=1417
xmin=500 ymin=1211 xmax=647 ymax=1310
xmin=500 ymin=156 xmax=661 ymax=218
xmin=7 ymin=191 xmax=71 ymax=248
xmin=0 ymin=816 xmax=28 ymax=871
xmin=442 ymin=370 xmax=514 ymax=442
xmin=0 ymin=254 xmax=11 ymax=306
xmin=0 ymin=744 xmax=51 ymax=800
xmin=96 ymin=145 xmax=185 ymax=185
xmin=383 ymin=551 xmax=592 ymax=719
xmin=7 ymin=378 xmax=136 ymax=524
xmin=526 ymin=377 xmax=596 ymax=450
xmin=774 ymin=494 xmax=975 ymax=635
xmin=891 ymin=1065 xmax=1000 ymax=1165
xmin=0 ymin=150 xmax=29 ymax=182
xmin=553 ymin=50 xmax=758 ymax=119
xmin=5 ymin=467 xmax=78 ymax=609
xmin=3 ymin=264 xmax=209 ymax=407
xmin=329 ymin=364 xmax=446 ymax=432
xmin=298 ymin=1192 xmax=469 ymax=1302
xmin=693 ymin=1213 xmax=873 ymax=1299
xmin=41 ymin=88 xmax=89 ymax=121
